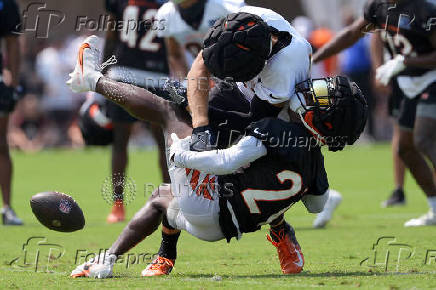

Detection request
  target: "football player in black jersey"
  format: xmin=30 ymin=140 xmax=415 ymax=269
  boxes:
xmin=67 ymin=35 xmax=367 ymax=277
xmin=0 ymin=0 xmax=22 ymax=225
xmin=313 ymin=0 xmax=436 ymax=226
xmin=103 ymin=0 xmax=170 ymax=223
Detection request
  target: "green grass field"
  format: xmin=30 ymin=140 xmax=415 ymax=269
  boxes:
xmin=1 ymin=144 xmax=435 ymax=289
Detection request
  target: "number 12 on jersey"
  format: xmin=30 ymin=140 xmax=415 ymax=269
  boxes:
xmin=241 ymin=170 xmax=302 ymax=214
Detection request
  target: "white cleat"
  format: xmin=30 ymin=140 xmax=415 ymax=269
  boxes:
xmin=313 ymin=189 xmax=342 ymax=228
xmin=404 ymin=211 xmax=436 ymax=227
xmin=66 ymin=35 xmax=103 ymax=93
xmin=71 ymin=252 xmax=116 ymax=279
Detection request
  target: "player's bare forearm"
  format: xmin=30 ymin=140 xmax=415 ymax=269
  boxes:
xmin=370 ymin=31 xmax=384 ymax=70
xmin=404 ymin=51 xmax=436 ymax=69
xmin=4 ymin=35 xmax=20 ymax=88
xmin=187 ymin=51 xmax=210 ymax=128
xmin=95 ymin=77 xmax=168 ymax=125
xmin=313 ymin=18 xmax=370 ymax=63
xmin=166 ymin=37 xmax=189 ymax=79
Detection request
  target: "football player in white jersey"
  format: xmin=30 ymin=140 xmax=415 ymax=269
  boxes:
xmin=188 ymin=6 xmax=312 ymax=145
xmin=156 ymin=0 xmax=244 ymax=79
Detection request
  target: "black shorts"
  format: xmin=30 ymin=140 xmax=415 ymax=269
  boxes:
xmin=398 ymin=97 xmax=418 ymax=130
xmin=416 ymin=82 xmax=436 ymax=120
xmin=397 ymin=82 xmax=436 ymax=129
xmin=106 ymin=87 xmax=170 ymax=123
xmin=0 ymin=81 xmax=17 ymax=116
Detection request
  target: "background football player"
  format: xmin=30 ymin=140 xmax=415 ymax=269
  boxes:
xmin=156 ymin=0 xmax=244 ymax=79
xmin=66 ymin=35 xmax=367 ymax=277
xmin=312 ymin=0 xmax=436 ymax=226
xmin=0 ymin=0 xmax=23 ymax=225
xmin=371 ymin=31 xmax=408 ymax=207
xmin=103 ymin=0 xmax=170 ymax=223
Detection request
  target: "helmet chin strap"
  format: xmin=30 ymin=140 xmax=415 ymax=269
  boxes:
xmin=298 ymin=111 xmax=326 ymax=146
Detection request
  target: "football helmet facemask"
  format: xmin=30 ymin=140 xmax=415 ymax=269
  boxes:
xmin=295 ymin=76 xmax=368 ymax=152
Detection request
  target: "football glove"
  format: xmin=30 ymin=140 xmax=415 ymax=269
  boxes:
xmin=190 ymin=125 xmax=216 ymax=152
xmin=376 ymin=55 xmax=406 ymax=86
xmin=163 ymin=79 xmax=188 ymax=108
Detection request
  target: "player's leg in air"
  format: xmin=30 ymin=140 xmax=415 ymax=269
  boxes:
xmin=68 ymin=35 xmax=203 ymax=278
xmin=405 ymin=87 xmax=436 ymax=226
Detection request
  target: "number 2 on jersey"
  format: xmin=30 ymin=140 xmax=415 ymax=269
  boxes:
xmin=241 ymin=170 xmax=302 ymax=214
xmin=120 ymin=7 xmax=160 ymax=52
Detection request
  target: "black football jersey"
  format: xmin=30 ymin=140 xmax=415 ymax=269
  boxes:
xmin=218 ymin=118 xmax=329 ymax=242
xmin=0 ymin=0 xmax=21 ymax=71
xmin=106 ymin=0 xmax=169 ymax=74
xmin=363 ymin=0 xmax=436 ymax=76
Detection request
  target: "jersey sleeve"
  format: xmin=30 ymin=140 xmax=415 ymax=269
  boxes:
xmin=172 ymin=136 xmax=267 ymax=175
xmin=0 ymin=0 xmax=21 ymax=37
xmin=221 ymin=0 xmax=245 ymax=13
xmin=363 ymin=0 xmax=378 ymax=24
xmin=422 ymin=1 xmax=436 ymax=34
xmin=307 ymin=154 xmax=329 ymax=196
xmin=156 ymin=3 xmax=173 ymax=38
xmin=254 ymin=38 xmax=312 ymax=105
xmin=246 ymin=118 xmax=301 ymax=158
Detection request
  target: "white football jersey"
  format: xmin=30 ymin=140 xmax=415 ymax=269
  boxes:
xmin=236 ymin=6 xmax=313 ymax=105
xmin=156 ymin=0 xmax=244 ymax=62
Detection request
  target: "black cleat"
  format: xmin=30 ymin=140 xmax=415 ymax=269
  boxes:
xmin=381 ymin=189 xmax=405 ymax=207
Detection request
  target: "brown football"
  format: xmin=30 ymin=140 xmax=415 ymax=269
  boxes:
xmin=30 ymin=191 xmax=85 ymax=232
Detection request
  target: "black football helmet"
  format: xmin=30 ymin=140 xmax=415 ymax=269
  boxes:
xmin=295 ymin=76 xmax=368 ymax=151
xmin=202 ymin=12 xmax=272 ymax=82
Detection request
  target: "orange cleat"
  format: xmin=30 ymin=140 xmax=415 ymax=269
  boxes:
xmin=267 ymin=225 xmax=304 ymax=274
xmin=141 ymin=256 xmax=174 ymax=277
xmin=106 ymin=200 xmax=125 ymax=224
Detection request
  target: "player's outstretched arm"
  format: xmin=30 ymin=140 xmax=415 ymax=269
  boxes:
xmin=313 ymin=18 xmax=371 ymax=63
xmin=170 ymin=134 xmax=267 ymax=175
xmin=187 ymin=51 xmax=211 ymax=128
